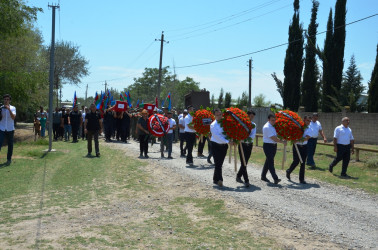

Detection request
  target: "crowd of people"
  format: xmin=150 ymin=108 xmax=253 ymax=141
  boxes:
xmin=0 ymin=94 xmax=356 ymax=188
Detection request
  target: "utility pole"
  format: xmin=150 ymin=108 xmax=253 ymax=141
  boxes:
xmin=47 ymin=3 xmax=59 ymax=152
xmin=248 ymin=58 xmax=253 ymax=108
xmin=104 ymin=81 xmax=107 ymax=93
xmin=85 ymin=83 xmax=88 ymax=103
xmin=155 ymin=31 xmax=169 ymax=102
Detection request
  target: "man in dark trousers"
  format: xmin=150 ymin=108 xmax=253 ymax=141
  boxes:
xmin=184 ymin=105 xmax=196 ymax=165
xmin=329 ymin=117 xmax=355 ymax=177
xmin=261 ymin=114 xmax=287 ymax=184
xmin=69 ymin=104 xmax=82 ymax=143
xmin=210 ymin=108 xmax=233 ymax=187
xmin=84 ymin=104 xmax=103 ymax=157
xmin=0 ymin=94 xmax=16 ymax=165
xmin=236 ymin=110 xmax=257 ymax=188
xmin=52 ymin=107 xmax=62 ymax=141
xmin=103 ymin=105 xmax=115 ymax=142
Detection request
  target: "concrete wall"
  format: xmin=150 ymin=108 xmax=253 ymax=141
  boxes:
xmin=298 ymin=109 xmax=378 ymax=145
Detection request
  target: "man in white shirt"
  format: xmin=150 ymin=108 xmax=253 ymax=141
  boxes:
xmin=286 ymin=115 xmax=311 ymax=184
xmin=210 ymin=108 xmax=233 ymax=187
xmin=306 ymin=113 xmax=327 ymax=169
xmin=236 ymin=110 xmax=257 ymax=188
xmin=178 ymin=110 xmax=187 ymax=157
xmin=329 ymin=117 xmax=355 ymax=177
xmin=184 ymin=105 xmax=196 ymax=165
xmin=261 ymin=114 xmax=287 ymax=184
xmin=0 ymin=94 xmax=16 ymax=165
xmin=167 ymin=111 xmax=177 ymax=159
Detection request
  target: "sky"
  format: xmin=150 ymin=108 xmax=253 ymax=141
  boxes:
xmin=27 ymin=0 xmax=378 ymax=105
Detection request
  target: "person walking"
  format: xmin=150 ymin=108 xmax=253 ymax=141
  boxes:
xmin=52 ymin=107 xmax=62 ymax=141
xmin=103 ymin=106 xmax=115 ymax=142
xmin=0 ymin=94 xmax=16 ymax=165
xmin=286 ymin=116 xmax=311 ymax=184
xmin=167 ymin=111 xmax=177 ymax=159
xmin=63 ymin=108 xmax=71 ymax=141
xmin=137 ymin=109 xmax=150 ymax=158
xmin=40 ymin=113 xmax=47 ymax=138
xmin=184 ymin=105 xmax=196 ymax=165
xmin=329 ymin=117 xmax=355 ymax=177
xmin=178 ymin=110 xmax=187 ymax=157
xmin=306 ymin=113 xmax=327 ymax=169
xmin=211 ymin=108 xmax=232 ymax=187
xmin=69 ymin=104 xmax=82 ymax=143
xmin=236 ymin=110 xmax=257 ymax=188
xmin=261 ymin=114 xmax=287 ymax=184
xmin=84 ymin=104 xmax=103 ymax=157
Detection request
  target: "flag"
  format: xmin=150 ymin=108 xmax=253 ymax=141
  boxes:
xmin=136 ymin=99 xmax=140 ymax=108
xmin=161 ymin=100 xmax=165 ymax=108
xmin=141 ymin=100 xmax=144 ymax=106
xmin=94 ymin=91 xmax=98 ymax=104
xmin=120 ymin=93 xmax=124 ymax=101
xmin=96 ymin=91 xmax=104 ymax=109
xmin=155 ymin=96 xmax=158 ymax=108
xmin=166 ymin=92 xmax=171 ymax=111
xmin=127 ymin=91 xmax=132 ymax=107
xmin=72 ymin=91 xmax=77 ymax=107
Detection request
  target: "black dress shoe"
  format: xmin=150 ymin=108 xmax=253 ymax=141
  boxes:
xmin=261 ymin=177 xmax=271 ymax=183
xmin=244 ymin=182 xmax=250 ymax=188
xmin=274 ymin=178 xmax=281 ymax=184
xmin=329 ymin=165 xmax=333 ymax=173
xmin=144 ymin=155 xmax=149 ymax=158
xmin=236 ymin=177 xmax=244 ymax=184
xmin=341 ymin=174 xmax=351 ymax=178
xmin=207 ymin=158 xmax=213 ymax=164
xmin=286 ymin=171 xmax=291 ymax=180
xmin=167 ymin=156 xmax=173 ymax=159
xmin=300 ymin=180 xmax=307 ymax=184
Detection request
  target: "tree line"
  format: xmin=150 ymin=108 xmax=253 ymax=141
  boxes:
xmin=272 ymin=0 xmax=378 ymax=113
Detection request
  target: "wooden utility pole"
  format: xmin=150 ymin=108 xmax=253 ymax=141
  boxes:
xmin=155 ymin=31 xmax=169 ymax=102
xmin=104 ymin=81 xmax=107 ymax=93
xmin=248 ymin=58 xmax=253 ymax=108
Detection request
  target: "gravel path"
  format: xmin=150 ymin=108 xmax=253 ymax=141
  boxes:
xmin=111 ymin=139 xmax=377 ymax=249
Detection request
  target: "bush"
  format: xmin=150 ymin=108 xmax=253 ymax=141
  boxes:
xmin=365 ymin=158 xmax=378 ymax=169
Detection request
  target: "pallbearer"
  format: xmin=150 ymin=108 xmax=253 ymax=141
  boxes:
xmin=184 ymin=105 xmax=196 ymax=165
xmin=211 ymin=108 xmax=233 ymax=187
xmin=236 ymin=110 xmax=257 ymax=188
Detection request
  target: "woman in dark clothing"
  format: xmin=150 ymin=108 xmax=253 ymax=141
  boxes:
xmin=121 ymin=110 xmax=131 ymax=143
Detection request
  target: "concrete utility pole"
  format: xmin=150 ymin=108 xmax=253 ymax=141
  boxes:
xmin=47 ymin=3 xmax=59 ymax=152
xmin=248 ymin=58 xmax=253 ymax=108
xmin=104 ymin=81 xmax=107 ymax=93
xmin=155 ymin=31 xmax=169 ymax=102
xmin=85 ymin=83 xmax=88 ymax=102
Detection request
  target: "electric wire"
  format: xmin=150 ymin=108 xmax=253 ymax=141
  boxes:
xmin=176 ymin=13 xmax=378 ymax=69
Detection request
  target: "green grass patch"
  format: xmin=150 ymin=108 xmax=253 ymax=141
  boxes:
xmin=249 ymin=143 xmax=378 ymax=194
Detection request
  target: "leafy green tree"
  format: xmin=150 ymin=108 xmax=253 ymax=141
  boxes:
xmin=340 ymin=55 xmax=364 ymax=112
xmin=237 ymin=91 xmax=249 ymax=109
xmin=225 ymin=92 xmax=232 ymax=108
xmin=302 ymin=0 xmax=320 ymax=112
xmin=271 ymin=72 xmax=283 ymax=102
xmin=43 ymin=41 xmax=89 ymax=106
xmin=253 ymin=94 xmax=271 ymax=107
xmin=368 ymin=44 xmax=378 ymax=112
xmin=218 ymin=88 xmax=224 ymax=109
xmin=0 ymin=0 xmax=41 ymax=38
xmin=211 ymin=94 xmax=215 ymax=108
xmin=282 ymin=0 xmax=304 ymax=111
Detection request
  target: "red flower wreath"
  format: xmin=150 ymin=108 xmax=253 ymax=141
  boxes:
xmin=221 ymin=107 xmax=254 ymax=142
xmin=148 ymin=114 xmax=170 ymax=137
xmin=192 ymin=109 xmax=215 ymax=137
xmin=274 ymin=110 xmax=305 ymax=141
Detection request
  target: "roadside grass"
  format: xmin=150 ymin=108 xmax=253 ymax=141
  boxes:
xmin=0 ymin=139 xmax=278 ymax=249
xmin=248 ymin=143 xmax=378 ymax=194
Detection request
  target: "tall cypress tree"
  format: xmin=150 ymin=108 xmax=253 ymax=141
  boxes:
xmin=368 ymin=44 xmax=378 ymax=112
xmin=321 ymin=9 xmax=334 ymax=112
xmin=282 ymin=0 xmax=304 ymax=111
xmin=332 ymin=0 xmax=347 ymax=99
xmin=302 ymin=0 xmax=320 ymax=112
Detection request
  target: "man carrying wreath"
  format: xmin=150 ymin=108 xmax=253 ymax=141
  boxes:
xmin=261 ymin=114 xmax=287 ymax=184
xmin=210 ymin=108 xmax=234 ymax=187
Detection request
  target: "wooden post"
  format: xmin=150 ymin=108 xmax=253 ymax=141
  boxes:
xmin=281 ymin=144 xmax=287 ymax=170
xmin=234 ymin=143 xmax=237 ymax=172
xmin=294 ymin=143 xmax=303 ymax=164
xmin=229 ymin=143 xmax=232 ymax=164
xmin=255 ymin=136 xmax=259 ymax=147
xmin=239 ymin=141 xmax=247 ymax=167
xmin=355 ymin=148 xmax=360 ymax=162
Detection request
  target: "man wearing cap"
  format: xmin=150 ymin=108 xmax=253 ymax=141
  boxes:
xmin=306 ymin=113 xmax=327 ymax=169
xmin=329 ymin=117 xmax=354 ymax=177
xmin=184 ymin=105 xmax=196 ymax=165
xmin=166 ymin=111 xmax=177 ymax=159
xmin=178 ymin=110 xmax=188 ymax=157
xmin=84 ymin=104 xmax=103 ymax=157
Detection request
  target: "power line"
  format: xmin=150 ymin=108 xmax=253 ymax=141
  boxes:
xmin=176 ymin=13 xmax=378 ymax=69
xmin=166 ymin=0 xmax=285 ymax=34
xmin=171 ymin=3 xmax=291 ymax=42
